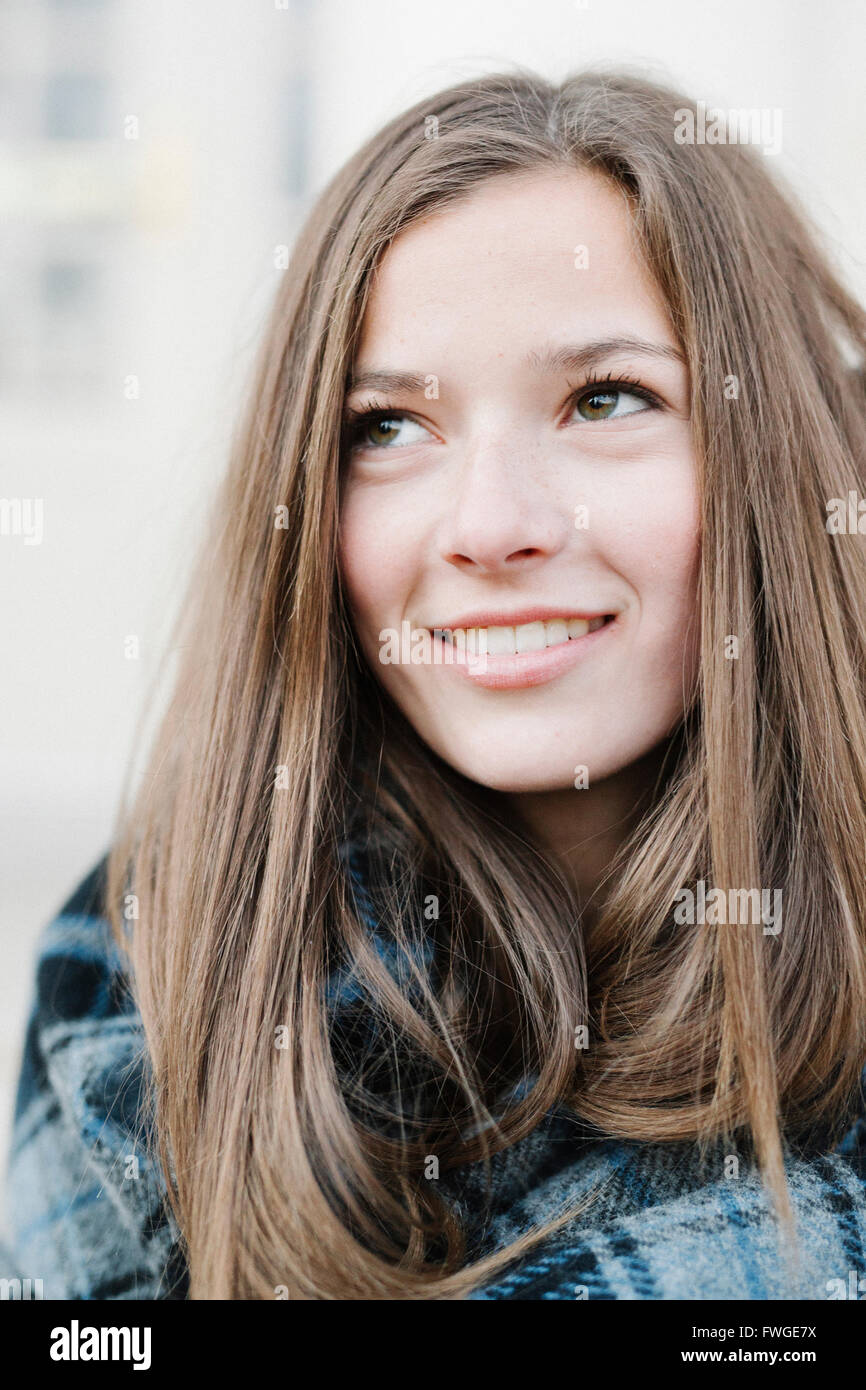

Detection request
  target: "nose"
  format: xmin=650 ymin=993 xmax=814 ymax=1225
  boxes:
xmin=437 ymin=436 xmax=569 ymax=575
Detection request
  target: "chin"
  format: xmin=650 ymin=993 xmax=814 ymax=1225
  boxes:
xmin=434 ymin=745 xmax=596 ymax=795
xmin=425 ymin=725 xmax=659 ymax=795
xmin=474 ymin=772 xmax=580 ymax=794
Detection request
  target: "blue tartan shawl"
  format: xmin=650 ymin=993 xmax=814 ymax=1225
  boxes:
xmin=3 ymin=850 xmax=865 ymax=1300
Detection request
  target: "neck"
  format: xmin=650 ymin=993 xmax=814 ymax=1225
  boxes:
xmin=506 ymin=743 xmax=671 ymax=920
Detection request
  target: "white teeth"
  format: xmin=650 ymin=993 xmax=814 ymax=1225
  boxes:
xmin=436 ymin=615 xmax=610 ymax=652
xmin=515 ymin=621 xmax=547 ymax=653
xmin=486 ymin=625 xmax=515 ymax=656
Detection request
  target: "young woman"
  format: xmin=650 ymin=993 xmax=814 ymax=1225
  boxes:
xmin=6 ymin=67 xmax=866 ymax=1301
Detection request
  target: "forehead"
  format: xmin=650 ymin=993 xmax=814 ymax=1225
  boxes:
xmin=355 ymin=168 xmax=672 ymax=359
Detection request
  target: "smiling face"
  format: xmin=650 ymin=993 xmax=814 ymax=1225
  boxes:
xmin=338 ymin=168 xmax=701 ymax=795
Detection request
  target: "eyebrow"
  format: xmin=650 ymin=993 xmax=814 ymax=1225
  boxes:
xmin=346 ymin=336 xmax=686 ymax=397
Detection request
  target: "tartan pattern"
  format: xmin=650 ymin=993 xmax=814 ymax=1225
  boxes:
xmin=2 ymin=852 xmax=865 ymax=1300
xmin=458 ymin=1115 xmax=866 ymax=1299
xmin=2 ymin=857 xmax=187 ymax=1299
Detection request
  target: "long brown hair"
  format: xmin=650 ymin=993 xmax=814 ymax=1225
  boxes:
xmin=106 ymin=66 xmax=866 ymax=1298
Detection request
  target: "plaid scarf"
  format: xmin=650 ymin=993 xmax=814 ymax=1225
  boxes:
xmin=3 ymin=850 xmax=864 ymax=1300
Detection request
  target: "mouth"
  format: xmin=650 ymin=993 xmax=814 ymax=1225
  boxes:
xmin=430 ymin=613 xmax=612 ymax=655
xmin=424 ymin=612 xmax=619 ymax=690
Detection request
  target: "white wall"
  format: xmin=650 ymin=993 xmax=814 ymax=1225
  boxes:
xmin=2 ymin=0 xmax=864 ymax=1160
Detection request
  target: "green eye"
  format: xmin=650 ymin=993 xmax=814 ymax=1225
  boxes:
xmin=345 ymin=410 xmax=432 ymax=452
xmin=577 ymin=390 xmax=619 ymax=421
xmin=573 ymin=385 xmax=654 ymax=422
xmin=365 ymin=416 xmax=401 ymax=446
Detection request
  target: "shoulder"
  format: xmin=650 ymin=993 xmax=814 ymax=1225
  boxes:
xmin=4 ymin=854 xmax=188 ymax=1300
xmin=465 ymin=1121 xmax=866 ymax=1301
xmin=19 ymin=855 xmax=131 ymax=1038
xmin=12 ymin=853 xmax=143 ymax=1142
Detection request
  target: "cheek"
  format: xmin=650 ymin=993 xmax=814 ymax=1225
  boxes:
xmin=609 ymin=474 xmax=702 ymax=687
xmin=338 ymin=487 xmax=420 ymax=659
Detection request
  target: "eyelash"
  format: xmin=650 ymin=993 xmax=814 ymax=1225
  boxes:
xmin=341 ymin=371 xmax=664 ymax=449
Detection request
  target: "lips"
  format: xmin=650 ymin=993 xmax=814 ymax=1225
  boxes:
xmin=425 ymin=612 xmax=619 ymax=690
xmin=427 ymin=605 xmax=613 ymax=631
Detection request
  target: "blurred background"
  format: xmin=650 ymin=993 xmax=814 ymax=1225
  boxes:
xmin=1 ymin=0 xmax=864 ymax=1162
